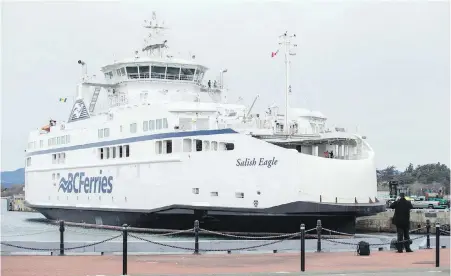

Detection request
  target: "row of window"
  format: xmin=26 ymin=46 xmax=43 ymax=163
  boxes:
xmin=52 ymin=153 xmax=66 ymax=164
xmin=46 ymin=193 xmax=251 ymax=202
xmin=98 ymin=128 xmax=110 ymax=138
xmin=192 ymin=188 xmax=245 ymax=198
xmin=143 ymin=118 xmax=168 ymax=132
xmin=96 ymin=139 xmax=234 ymax=159
xmin=52 ymin=172 xmax=61 ymax=180
xmin=99 ymin=145 xmax=130 ymax=160
xmin=28 ymin=135 xmax=71 ymax=151
xmin=48 ymin=135 xmax=71 ymax=147
xmin=183 ymin=139 xmax=234 ymax=152
xmin=105 ymin=65 xmax=205 ymax=83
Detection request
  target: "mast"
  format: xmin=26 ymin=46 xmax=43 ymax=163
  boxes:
xmin=142 ymin=11 xmax=168 ymax=58
xmin=278 ymin=32 xmax=297 ymax=135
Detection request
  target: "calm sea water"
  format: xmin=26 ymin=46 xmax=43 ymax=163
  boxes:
xmin=1 ymin=210 xmax=449 ymax=254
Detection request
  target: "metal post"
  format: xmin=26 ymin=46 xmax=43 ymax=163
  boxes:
xmin=122 ymin=224 xmax=128 ymax=275
xmin=435 ymin=223 xmax=440 ymax=267
xmin=194 ymin=220 xmax=200 ymax=255
xmin=300 ymin=223 xmax=305 ymax=272
xmin=426 ymin=219 xmax=431 ymax=249
xmin=59 ymin=220 xmax=65 ymax=256
xmin=316 ymin=219 xmax=322 ymax=253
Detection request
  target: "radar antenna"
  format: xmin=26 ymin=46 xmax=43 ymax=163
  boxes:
xmin=142 ymin=11 xmax=169 ymax=58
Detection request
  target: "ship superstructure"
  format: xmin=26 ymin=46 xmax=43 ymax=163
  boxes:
xmin=24 ymin=13 xmax=385 ymax=233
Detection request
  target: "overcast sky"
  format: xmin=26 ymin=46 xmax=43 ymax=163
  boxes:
xmin=1 ymin=0 xmax=449 ymax=171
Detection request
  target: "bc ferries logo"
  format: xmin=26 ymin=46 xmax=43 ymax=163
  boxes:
xmin=236 ymin=157 xmax=278 ymax=168
xmin=58 ymin=172 xmax=113 ymax=194
xmin=68 ymin=99 xmax=90 ymax=122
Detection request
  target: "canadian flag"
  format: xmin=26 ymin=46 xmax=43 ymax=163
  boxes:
xmin=271 ymin=50 xmax=279 ymax=57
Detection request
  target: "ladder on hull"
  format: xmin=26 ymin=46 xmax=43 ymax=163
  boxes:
xmin=89 ymin=86 xmax=101 ymax=113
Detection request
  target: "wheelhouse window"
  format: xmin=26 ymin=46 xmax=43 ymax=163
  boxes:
xmin=151 ymin=66 xmax=166 ymax=79
xmin=126 ymin=66 xmax=139 ymax=79
xmin=166 ymin=67 xmax=180 ymax=80
xmin=104 ymin=71 xmax=113 ymax=79
xmin=194 ymin=70 xmax=205 ymax=83
xmin=138 ymin=66 xmax=150 ymax=79
xmin=143 ymin=121 xmax=149 ymax=131
xmin=180 ymin=68 xmax=195 ymax=81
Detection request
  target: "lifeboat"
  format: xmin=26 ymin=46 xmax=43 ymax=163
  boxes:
xmin=41 ymin=125 xmax=50 ymax=132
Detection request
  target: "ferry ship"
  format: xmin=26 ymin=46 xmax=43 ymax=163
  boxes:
xmin=24 ymin=13 xmax=385 ymax=233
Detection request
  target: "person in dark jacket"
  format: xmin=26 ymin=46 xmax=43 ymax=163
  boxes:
xmin=390 ymin=193 xmax=414 ymax=252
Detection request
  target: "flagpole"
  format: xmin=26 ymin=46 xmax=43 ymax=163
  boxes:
xmin=284 ymin=36 xmax=290 ymax=135
xmin=278 ymin=32 xmax=296 ymax=136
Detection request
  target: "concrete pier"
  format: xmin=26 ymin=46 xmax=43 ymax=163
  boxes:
xmin=356 ymin=209 xmax=450 ymax=233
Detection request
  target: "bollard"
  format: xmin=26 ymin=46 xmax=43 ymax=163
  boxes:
xmin=194 ymin=220 xmax=200 ymax=255
xmin=300 ymin=223 xmax=305 ymax=272
xmin=426 ymin=219 xmax=431 ymax=249
xmin=59 ymin=220 xmax=65 ymax=256
xmin=435 ymin=223 xmax=440 ymax=267
xmin=122 ymin=224 xmax=128 ymax=276
xmin=316 ymin=219 xmax=322 ymax=253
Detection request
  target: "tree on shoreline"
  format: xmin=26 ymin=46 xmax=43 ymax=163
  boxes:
xmin=377 ymin=163 xmax=450 ymax=194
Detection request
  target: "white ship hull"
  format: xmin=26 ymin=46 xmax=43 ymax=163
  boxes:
xmin=25 ymin=129 xmax=384 ymax=233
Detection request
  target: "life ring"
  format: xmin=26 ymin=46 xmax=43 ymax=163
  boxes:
xmin=41 ymin=125 xmax=50 ymax=132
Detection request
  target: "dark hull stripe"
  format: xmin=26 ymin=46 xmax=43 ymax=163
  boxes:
xmin=27 ymin=201 xmax=386 ymax=234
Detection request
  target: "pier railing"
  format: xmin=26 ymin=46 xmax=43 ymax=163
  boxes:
xmin=1 ymin=219 xmax=449 ymax=274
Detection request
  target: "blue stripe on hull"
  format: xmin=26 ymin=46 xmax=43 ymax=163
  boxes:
xmin=27 ymin=128 xmax=238 ymax=156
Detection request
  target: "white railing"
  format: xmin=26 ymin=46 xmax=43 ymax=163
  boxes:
xmin=180 ymin=75 xmax=194 ymax=81
xmin=165 ymin=73 xmax=179 ymax=80
xmin=151 ymin=72 xmax=165 ymax=79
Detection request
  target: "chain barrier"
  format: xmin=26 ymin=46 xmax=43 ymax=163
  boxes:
xmin=0 ymin=233 xmax=122 ymax=251
xmin=198 ymin=228 xmax=316 ymax=240
xmin=128 ymin=233 xmax=195 ymax=251
xmin=322 ymin=226 xmax=426 ymax=236
xmin=130 ymin=231 xmax=301 ymax=252
xmin=322 ymin=234 xmax=427 ymax=247
xmin=137 ymin=228 xmax=194 ymax=237
xmin=201 ymin=233 xmax=300 ymax=252
xmin=65 ymin=227 xmax=194 ymax=237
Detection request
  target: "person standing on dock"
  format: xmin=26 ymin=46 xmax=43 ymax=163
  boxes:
xmin=390 ymin=192 xmax=414 ymax=253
